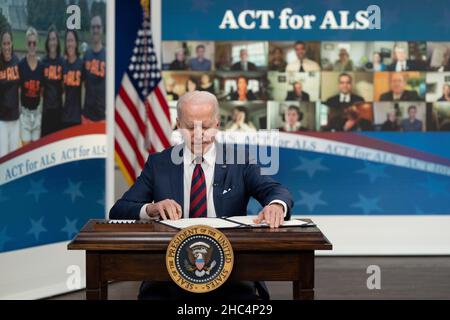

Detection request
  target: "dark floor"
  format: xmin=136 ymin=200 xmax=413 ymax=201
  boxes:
xmin=50 ymin=257 xmax=450 ymax=300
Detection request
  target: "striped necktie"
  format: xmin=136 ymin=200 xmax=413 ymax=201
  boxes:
xmin=189 ymin=160 xmax=207 ymax=218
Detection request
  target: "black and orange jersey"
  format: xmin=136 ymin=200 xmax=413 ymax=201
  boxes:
xmin=82 ymin=47 xmax=106 ymax=121
xmin=42 ymin=56 xmax=64 ymax=111
xmin=18 ymin=57 xmax=44 ymax=110
xmin=62 ymin=57 xmax=83 ymax=124
xmin=0 ymin=54 xmax=20 ymax=121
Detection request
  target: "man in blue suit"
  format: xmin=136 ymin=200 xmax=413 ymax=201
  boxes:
xmin=110 ymin=91 xmax=293 ymax=300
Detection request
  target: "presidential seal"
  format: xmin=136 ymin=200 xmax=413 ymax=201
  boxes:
xmin=166 ymin=225 xmax=234 ymax=293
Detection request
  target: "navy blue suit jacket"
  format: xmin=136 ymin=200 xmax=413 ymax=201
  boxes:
xmin=110 ymin=144 xmax=293 ymax=220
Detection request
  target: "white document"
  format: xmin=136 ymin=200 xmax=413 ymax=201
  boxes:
xmin=158 ymin=216 xmax=311 ymax=229
xmin=158 ymin=217 xmax=242 ymax=229
xmin=225 ymin=215 xmax=310 ymax=227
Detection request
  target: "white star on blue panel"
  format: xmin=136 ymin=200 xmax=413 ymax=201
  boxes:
xmin=293 ymin=156 xmax=329 ymax=178
xmin=351 ymin=194 xmax=382 ymax=215
xmin=64 ymin=179 xmax=84 ymax=203
xmin=61 ymin=217 xmax=79 ymax=240
xmin=26 ymin=179 xmax=48 ymax=202
xmin=355 ymin=162 xmax=389 ymax=184
xmin=27 ymin=217 xmax=47 ymax=241
xmin=295 ymin=190 xmax=327 ymax=212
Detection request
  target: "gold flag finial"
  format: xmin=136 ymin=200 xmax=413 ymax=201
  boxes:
xmin=140 ymin=0 xmax=150 ymax=16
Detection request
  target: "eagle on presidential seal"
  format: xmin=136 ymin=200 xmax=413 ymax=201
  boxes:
xmin=184 ymin=241 xmax=217 ymax=277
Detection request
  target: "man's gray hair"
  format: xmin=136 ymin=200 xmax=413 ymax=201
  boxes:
xmin=176 ymin=90 xmax=220 ymax=120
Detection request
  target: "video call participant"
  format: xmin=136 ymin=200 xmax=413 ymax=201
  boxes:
xmin=279 ymin=105 xmax=308 ymax=132
xmin=230 ymin=76 xmax=257 ymax=101
xmin=82 ymin=16 xmax=106 ymax=123
xmin=188 ymin=44 xmax=212 ymax=71
xmin=0 ymin=30 xmax=20 ymax=157
xmin=185 ymin=77 xmax=198 ymax=93
xmin=381 ymin=110 xmax=400 ymax=131
xmin=342 ymin=105 xmax=373 ymax=132
xmin=230 ymin=49 xmax=257 ymax=71
xmin=325 ymin=73 xmax=364 ymax=109
xmin=437 ymin=84 xmax=450 ymax=101
xmin=225 ymin=106 xmax=256 ymax=132
xmin=333 ymin=48 xmax=354 ymax=72
xmin=61 ymin=30 xmax=83 ymax=129
xmin=372 ymin=52 xmax=387 ymax=71
xmin=198 ymin=73 xmax=214 ymax=94
xmin=19 ymin=27 xmax=44 ymax=145
xmin=164 ymin=79 xmax=179 ymax=101
xmin=379 ymin=73 xmax=422 ymax=101
xmin=285 ymin=41 xmax=320 ymax=72
xmin=285 ymin=81 xmax=310 ymax=101
xmin=168 ymin=48 xmax=188 ymax=71
xmin=41 ymin=26 xmax=64 ymax=137
xmin=400 ymin=105 xmax=423 ymax=132
xmin=387 ymin=46 xmax=425 ymax=72
xmin=268 ymin=47 xmax=287 ymax=72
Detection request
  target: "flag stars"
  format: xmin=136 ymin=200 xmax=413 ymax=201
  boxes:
xmin=64 ymin=179 xmax=84 ymax=203
xmin=295 ymin=190 xmax=327 ymax=212
xmin=26 ymin=178 xmax=48 ymax=202
xmin=27 ymin=217 xmax=47 ymax=241
xmin=61 ymin=217 xmax=79 ymax=240
xmin=355 ymin=162 xmax=389 ymax=184
xmin=351 ymin=194 xmax=382 ymax=215
xmin=293 ymin=156 xmax=329 ymax=178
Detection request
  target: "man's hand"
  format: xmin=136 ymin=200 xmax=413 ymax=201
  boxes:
xmin=146 ymin=199 xmax=182 ymax=220
xmin=253 ymin=203 xmax=284 ymax=228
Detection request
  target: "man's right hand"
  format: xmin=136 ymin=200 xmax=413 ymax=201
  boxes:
xmin=146 ymin=199 xmax=182 ymax=220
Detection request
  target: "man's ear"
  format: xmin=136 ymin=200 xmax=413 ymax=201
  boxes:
xmin=176 ymin=118 xmax=181 ymax=129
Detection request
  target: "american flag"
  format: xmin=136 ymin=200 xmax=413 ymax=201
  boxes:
xmin=115 ymin=7 xmax=172 ymax=184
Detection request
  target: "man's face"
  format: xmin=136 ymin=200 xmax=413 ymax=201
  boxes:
xmin=237 ymin=78 xmax=247 ymax=91
xmin=294 ymin=83 xmax=302 ymax=94
xmin=90 ymin=16 xmax=103 ymax=43
xmin=285 ymin=109 xmax=299 ymax=125
xmin=408 ymin=108 xmax=417 ymax=119
xmin=388 ymin=111 xmax=396 ymax=122
xmin=338 ymin=75 xmax=352 ymax=94
xmin=177 ymin=103 xmax=219 ymax=155
xmin=294 ymin=43 xmax=306 ymax=60
xmin=444 ymin=85 xmax=450 ymax=96
xmin=196 ymin=47 xmax=205 ymax=59
xmin=394 ymin=48 xmax=407 ymax=62
xmin=391 ymin=74 xmax=406 ymax=94
xmin=176 ymin=51 xmax=185 ymax=62
xmin=240 ymin=49 xmax=248 ymax=62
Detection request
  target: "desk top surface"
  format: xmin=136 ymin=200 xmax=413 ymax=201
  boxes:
xmin=68 ymin=219 xmax=332 ymax=251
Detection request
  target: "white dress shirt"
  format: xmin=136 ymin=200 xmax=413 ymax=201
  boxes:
xmin=285 ymin=58 xmax=321 ymax=72
xmin=395 ymin=61 xmax=407 ymax=71
xmin=139 ymin=143 xmax=287 ymax=220
xmin=340 ymin=93 xmax=351 ymax=103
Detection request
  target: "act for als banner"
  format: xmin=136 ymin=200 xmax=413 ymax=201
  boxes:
xmin=162 ymin=0 xmax=450 ymax=40
xmin=160 ymin=0 xmax=450 ymax=216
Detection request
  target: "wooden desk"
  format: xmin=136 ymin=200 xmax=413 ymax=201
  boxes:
xmin=68 ymin=219 xmax=332 ymax=300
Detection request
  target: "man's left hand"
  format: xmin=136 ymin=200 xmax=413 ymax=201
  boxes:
xmin=253 ymin=203 xmax=284 ymax=228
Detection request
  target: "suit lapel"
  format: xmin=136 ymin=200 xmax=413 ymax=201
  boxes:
xmin=212 ymin=143 xmax=229 ymax=217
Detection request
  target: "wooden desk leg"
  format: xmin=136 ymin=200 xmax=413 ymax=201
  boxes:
xmin=293 ymin=251 xmax=315 ymax=300
xmin=86 ymin=251 xmax=108 ymax=300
